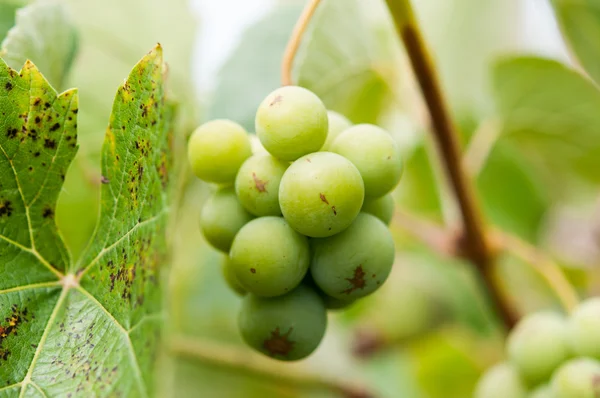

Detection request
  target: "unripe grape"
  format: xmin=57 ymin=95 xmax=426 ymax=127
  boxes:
xmin=235 ymin=154 xmax=288 ymax=216
xmin=474 ymin=362 xmax=527 ymax=398
xmin=279 ymin=152 xmax=364 ymax=237
xmin=200 ymin=187 xmax=253 ymax=252
xmin=255 ymin=86 xmax=328 ymax=161
xmin=361 ymin=194 xmax=395 ymax=225
xmin=310 ymin=213 xmax=394 ymax=300
xmin=221 ymin=256 xmax=246 ymax=296
xmin=551 ymin=358 xmax=600 ymax=398
xmin=321 ymin=110 xmax=352 ymax=151
xmin=507 ymin=312 xmax=571 ymax=386
xmin=330 ymin=124 xmax=403 ymax=197
xmin=230 ymin=217 xmax=310 ymax=297
xmin=187 ymin=119 xmax=252 ymax=183
xmin=568 ymin=298 xmax=600 ymax=359
xmin=249 ymin=134 xmax=268 ymax=155
xmin=529 ymin=384 xmax=554 ymax=398
xmin=238 ymin=285 xmax=327 ymax=361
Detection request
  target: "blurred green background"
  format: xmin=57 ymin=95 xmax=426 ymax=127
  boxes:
xmin=3 ymin=0 xmax=600 ymax=396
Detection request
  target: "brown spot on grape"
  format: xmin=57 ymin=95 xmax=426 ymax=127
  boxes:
xmin=331 ymin=206 xmax=337 ymax=215
xmin=342 ymin=265 xmax=367 ymax=295
xmin=263 ymin=327 xmax=294 ymax=357
xmin=306 ymin=158 xmax=311 ymax=163
xmin=252 ymin=173 xmax=267 ymax=192
xmin=0 ymin=201 xmax=12 ymax=217
xmin=319 ymin=193 xmax=329 ymax=204
xmin=269 ymin=95 xmax=283 ymax=106
xmin=250 ymin=268 xmax=256 ymax=274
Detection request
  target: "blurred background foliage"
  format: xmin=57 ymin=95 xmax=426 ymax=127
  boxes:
xmin=2 ymin=0 xmax=600 ymax=396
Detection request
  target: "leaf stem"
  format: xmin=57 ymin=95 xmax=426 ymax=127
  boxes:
xmin=168 ymin=335 xmax=373 ymax=398
xmin=281 ymin=0 xmax=322 ymax=86
xmin=384 ymin=0 xmax=517 ymax=328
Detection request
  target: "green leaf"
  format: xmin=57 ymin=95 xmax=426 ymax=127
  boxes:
xmin=0 ymin=46 xmax=173 ymax=396
xmin=1 ymin=2 xmax=78 ymax=90
xmin=550 ymin=0 xmax=600 ymax=85
xmin=208 ymin=5 xmax=302 ymax=131
xmin=295 ymin=0 xmax=402 ymax=123
xmin=492 ymin=56 xmax=600 ymax=186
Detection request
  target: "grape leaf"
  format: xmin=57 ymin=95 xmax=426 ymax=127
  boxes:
xmin=1 ymin=2 xmax=78 ymax=91
xmin=294 ymin=0 xmax=402 ymax=123
xmin=550 ymin=0 xmax=600 ymax=85
xmin=0 ymin=46 xmax=172 ymax=396
xmin=492 ymin=56 xmax=600 ymax=187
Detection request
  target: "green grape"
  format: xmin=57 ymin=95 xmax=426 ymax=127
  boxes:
xmin=507 ymin=312 xmax=571 ymax=386
xmin=310 ymin=213 xmax=394 ymax=300
xmin=551 ymin=358 xmax=600 ymax=398
xmin=249 ymin=134 xmax=268 ymax=155
xmin=221 ymin=256 xmax=246 ymax=296
xmin=321 ymin=110 xmax=352 ymax=151
xmin=361 ymin=194 xmax=395 ymax=225
xmin=238 ymin=284 xmax=327 ymax=361
xmin=279 ymin=152 xmax=364 ymax=237
xmin=568 ymin=298 xmax=600 ymax=359
xmin=255 ymin=86 xmax=328 ymax=161
xmin=474 ymin=362 xmax=527 ymax=398
xmin=230 ymin=217 xmax=310 ymax=297
xmin=187 ymin=119 xmax=252 ymax=183
xmin=235 ymin=154 xmax=289 ymax=216
xmin=200 ymin=187 xmax=253 ymax=252
xmin=529 ymin=384 xmax=555 ymax=398
xmin=302 ymin=273 xmax=354 ymax=310
xmin=330 ymin=124 xmax=403 ymax=197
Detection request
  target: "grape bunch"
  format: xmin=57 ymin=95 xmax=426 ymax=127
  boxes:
xmin=475 ymin=298 xmax=600 ymax=398
xmin=187 ymin=86 xmax=403 ymax=361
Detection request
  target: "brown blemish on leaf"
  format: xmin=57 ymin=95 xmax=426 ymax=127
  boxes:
xmin=49 ymin=123 xmax=60 ymax=132
xmin=252 ymin=172 xmax=267 ymax=192
xmin=263 ymin=327 xmax=294 ymax=357
xmin=44 ymin=139 xmax=56 ymax=149
xmin=269 ymin=95 xmax=283 ymax=106
xmin=250 ymin=268 xmax=256 ymax=274
xmin=0 ymin=305 xmax=29 ymax=361
xmin=101 ymin=175 xmax=110 ymax=184
xmin=34 ymin=151 xmax=40 ymax=157
xmin=342 ymin=265 xmax=367 ymax=295
xmin=0 ymin=201 xmax=13 ymax=217
xmin=319 ymin=193 xmax=329 ymax=204
xmin=6 ymin=128 xmax=17 ymax=139
xmin=33 ymin=98 xmax=41 ymax=106
xmin=42 ymin=206 xmax=54 ymax=219
xmin=5 ymin=82 xmax=12 ymax=91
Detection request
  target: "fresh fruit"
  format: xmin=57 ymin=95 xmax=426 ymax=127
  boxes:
xmin=507 ymin=312 xmax=571 ymax=386
xmin=321 ymin=110 xmax=352 ymax=150
xmin=529 ymin=384 xmax=554 ymax=398
xmin=221 ymin=256 xmax=246 ymax=296
xmin=330 ymin=124 xmax=403 ymax=197
xmin=255 ymin=86 xmax=328 ymax=161
xmin=279 ymin=152 xmax=364 ymax=237
xmin=567 ymin=298 xmax=600 ymax=359
xmin=310 ymin=213 xmax=394 ymax=300
xmin=235 ymin=154 xmax=288 ymax=216
xmin=238 ymin=285 xmax=327 ymax=361
xmin=230 ymin=217 xmax=310 ymax=297
xmin=199 ymin=187 xmax=253 ymax=252
xmin=187 ymin=119 xmax=252 ymax=184
xmin=361 ymin=194 xmax=395 ymax=225
xmin=474 ymin=362 xmax=527 ymax=398
xmin=551 ymin=358 xmax=600 ymax=398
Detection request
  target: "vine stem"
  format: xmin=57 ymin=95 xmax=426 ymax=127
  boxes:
xmin=168 ymin=336 xmax=373 ymax=398
xmin=281 ymin=0 xmax=322 ymax=86
xmin=384 ymin=0 xmax=517 ymax=328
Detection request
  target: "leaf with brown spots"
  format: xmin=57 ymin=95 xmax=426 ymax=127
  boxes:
xmin=0 ymin=47 xmax=173 ymax=397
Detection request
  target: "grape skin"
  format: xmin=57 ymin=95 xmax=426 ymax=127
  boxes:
xmin=507 ymin=312 xmax=571 ymax=386
xmin=310 ymin=213 xmax=394 ymax=300
xmin=568 ymin=297 xmax=600 ymax=359
xmin=187 ymin=119 xmax=252 ymax=184
xmin=230 ymin=217 xmax=310 ymax=297
xmin=199 ymin=187 xmax=253 ymax=253
xmin=529 ymin=384 xmax=554 ymax=398
xmin=362 ymin=194 xmax=395 ymax=225
xmin=221 ymin=256 xmax=246 ymax=296
xmin=235 ymin=154 xmax=289 ymax=216
xmin=238 ymin=284 xmax=327 ymax=361
xmin=330 ymin=123 xmax=403 ymax=198
xmin=321 ymin=110 xmax=352 ymax=151
xmin=474 ymin=362 xmax=527 ymax=398
xmin=279 ymin=152 xmax=364 ymax=238
xmin=551 ymin=358 xmax=600 ymax=398
xmin=255 ymin=86 xmax=328 ymax=161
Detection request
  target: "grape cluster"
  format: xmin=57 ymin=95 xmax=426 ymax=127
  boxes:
xmin=187 ymin=86 xmax=403 ymax=361
xmin=475 ymin=298 xmax=600 ymax=398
